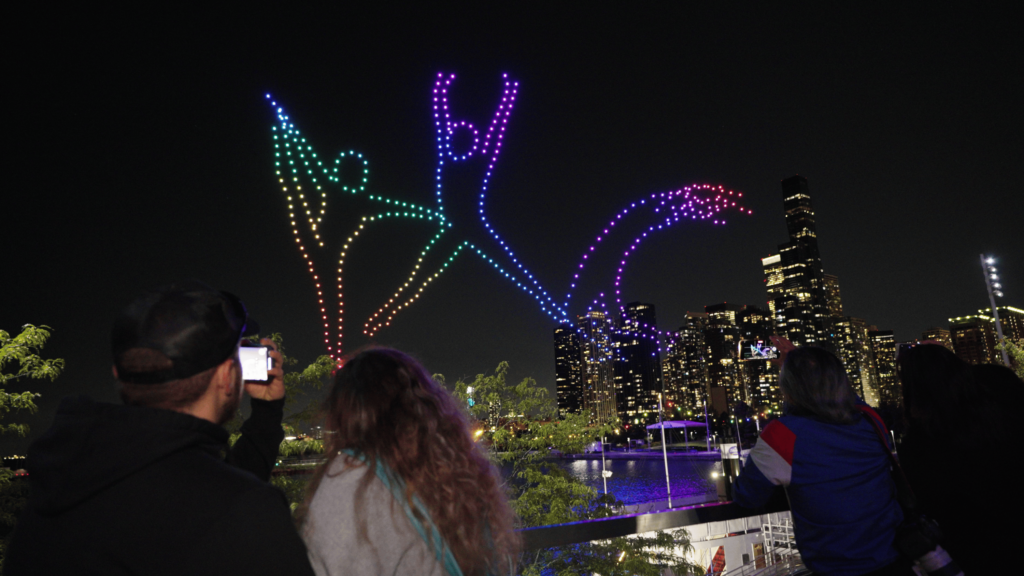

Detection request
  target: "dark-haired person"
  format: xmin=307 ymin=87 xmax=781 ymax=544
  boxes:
xmin=897 ymin=344 xmax=1020 ymax=573
xmin=6 ymin=281 xmax=315 ymax=576
xmin=300 ymin=348 xmax=519 ymax=576
xmin=734 ymin=346 xmax=910 ymax=576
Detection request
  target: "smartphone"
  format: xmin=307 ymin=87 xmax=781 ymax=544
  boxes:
xmin=239 ymin=346 xmax=273 ymax=381
xmin=740 ymin=339 xmax=779 ymax=361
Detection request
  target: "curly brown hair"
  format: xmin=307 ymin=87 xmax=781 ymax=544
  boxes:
xmin=300 ymin=348 xmax=519 ymax=575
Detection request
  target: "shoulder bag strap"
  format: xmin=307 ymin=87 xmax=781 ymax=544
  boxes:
xmin=855 ymin=406 xmax=918 ymax=514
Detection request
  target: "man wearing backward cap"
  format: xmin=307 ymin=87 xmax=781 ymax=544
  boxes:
xmin=6 ymin=280 xmax=316 ymax=576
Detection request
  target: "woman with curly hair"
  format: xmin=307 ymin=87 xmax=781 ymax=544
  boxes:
xmin=300 ymin=348 xmax=519 ymax=576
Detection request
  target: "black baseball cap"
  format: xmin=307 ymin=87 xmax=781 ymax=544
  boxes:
xmin=112 ymin=280 xmax=260 ymax=384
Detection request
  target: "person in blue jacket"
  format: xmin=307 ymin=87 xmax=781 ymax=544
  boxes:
xmin=734 ymin=345 xmax=911 ymax=576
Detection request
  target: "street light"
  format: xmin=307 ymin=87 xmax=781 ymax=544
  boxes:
xmin=980 ymin=254 xmax=1010 ymax=366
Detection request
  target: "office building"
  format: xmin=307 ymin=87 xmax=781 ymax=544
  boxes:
xmin=949 ymin=314 xmax=998 ymax=365
xmin=662 ymin=312 xmax=710 ymax=419
xmin=762 ymin=254 xmax=784 ymax=318
xmin=704 ymin=303 xmax=744 ymax=414
xmin=979 ymin=305 xmax=1024 ymax=345
xmin=736 ymin=306 xmax=780 ymax=412
xmin=834 ymin=316 xmax=881 ymax=406
xmin=613 ymin=302 xmax=664 ymax=422
xmin=763 ymin=176 xmax=834 ymax=350
xmin=577 ymin=311 xmax=617 ymax=424
xmin=919 ymin=327 xmax=953 ymax=350
xmin=824 ymin=274 xmax=843 ymax=318
xmin=553 ymin=324 xmax=583 ymax=417
xmin=868 ymin=330 xmax=899 ymax=406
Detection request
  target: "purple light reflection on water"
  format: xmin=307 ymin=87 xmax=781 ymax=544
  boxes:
xmin=502 ymin=458 xmax=717 ymax=505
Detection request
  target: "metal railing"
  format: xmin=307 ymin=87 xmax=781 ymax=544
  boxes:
xmin=518 ymin=500 xmax=789 ymax=551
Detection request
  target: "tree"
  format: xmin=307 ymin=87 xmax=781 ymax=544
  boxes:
xmin=997 ymin=340 xmax=1024 ymax=380
xmin=444 ymin=362 xmax=704 ymax=576
xmin=1 ymin=324 xmax=65 ymax=569
xmin=1 ymin=325 xmax=64 ymax=439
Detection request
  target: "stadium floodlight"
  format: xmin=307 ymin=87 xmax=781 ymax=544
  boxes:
xmin=980 ymin=254 xmax=1010 ymax=366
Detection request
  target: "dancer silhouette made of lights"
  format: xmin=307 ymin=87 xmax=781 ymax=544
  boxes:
xmin=267 ymin=73 xmax=752 ymax=358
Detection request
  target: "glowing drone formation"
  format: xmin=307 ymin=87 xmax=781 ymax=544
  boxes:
xmin=268 ymin=73 xmax=752 ymax=358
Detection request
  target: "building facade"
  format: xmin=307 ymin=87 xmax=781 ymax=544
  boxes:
xmin=920 ymin=327 xmax=953 ymax=350
xmin=613 ymin=302 xmax=663 ymax=423
xmin=949 ymin=314 xmax=999 ymax=365
xmin=553 ymin=323 xmax=583 ymax=417
xmin=868 ymin=330 xmax=899 ymax=406
xmin=577 ymin=311 xmax=617 ymax=424
xmin=662 ymin=312 xmax=710 ymax=419
xmin=764 ymin=176 xmax=834 ymax=350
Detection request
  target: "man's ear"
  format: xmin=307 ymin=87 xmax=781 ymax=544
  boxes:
xmin=211 ymin=357 xmax=240 ymax=396
xmin=112 ymin=366 xmax=119 ymax=379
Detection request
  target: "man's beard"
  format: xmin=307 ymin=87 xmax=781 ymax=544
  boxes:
xmin=216 ymin=383 xmax=243 ymax=425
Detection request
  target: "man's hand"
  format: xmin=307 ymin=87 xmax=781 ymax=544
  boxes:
xmin=244 ymin=338 xmax=285 ymax=402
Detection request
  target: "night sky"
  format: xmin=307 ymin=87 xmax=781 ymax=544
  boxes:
xmin=4 ymin=5 xmax=1021 ymax=453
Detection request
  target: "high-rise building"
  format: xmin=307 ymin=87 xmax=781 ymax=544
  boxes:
xmin=949 ymin=314 xmax=998 ymax=365
xmin=704 ymin=303 xmax=745 ymax=414
xmin=920 ymin=327 xmax=953 ymax=350
xmin=834 ymin=316 xmax=880 ymax=406
xmin=764 ymin=176 xmax=834 ymax=350
xmin=736 ymin=306 xmax=779 ymax=411
xmin=662 ymin=312 xmax=710 ymax=419
xmin=613 ymin=302 xmax=663 ymax=422
xmin=553 ymin=324 xmax=583 ymax=417
xmin=577 ymin=311 xmax=617 ymax=424
xmin=868 ymin=330 xmax=899 ymax=406
xmin=824 ymin=274 xmax=843 ymax=318
xmin=762 ymin=254 xmax=784 ymax=319
xmin=979 ymin=306 xmax=1024 ymax=345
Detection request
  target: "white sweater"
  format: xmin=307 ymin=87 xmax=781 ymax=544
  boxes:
xmin=303 ymin=460 xmax=446 ymax=576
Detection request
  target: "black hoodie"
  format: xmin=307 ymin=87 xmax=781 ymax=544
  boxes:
xmin=5 ymin=396 xmax=315 ymax=576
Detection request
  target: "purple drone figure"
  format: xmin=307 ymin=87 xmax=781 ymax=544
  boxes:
xmin=268 ymin=73 xmax=752 ymax=359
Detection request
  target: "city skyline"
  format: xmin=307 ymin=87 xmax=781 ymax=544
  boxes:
xmin=554 ymin=175 xmax=1021 ymax=425
xmin=4 ymin=5 xmax=1021 ymax=452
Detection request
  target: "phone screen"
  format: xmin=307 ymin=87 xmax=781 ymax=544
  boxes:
xmin=740 ymin=340 xmax=779 ymax=361
xmin=239 ymin=346 xmax=272 ymax=381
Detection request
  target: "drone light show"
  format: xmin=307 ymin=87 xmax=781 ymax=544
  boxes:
xmin=268 ymin=73 xmax=752 ymax=358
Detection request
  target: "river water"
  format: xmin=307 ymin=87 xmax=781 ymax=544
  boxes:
xmin=511 ymin=457 xmax=718 ymax=505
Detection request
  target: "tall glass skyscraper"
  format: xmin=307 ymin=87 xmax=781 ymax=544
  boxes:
xmin=763 ymin=176 xmax=835 ymax=350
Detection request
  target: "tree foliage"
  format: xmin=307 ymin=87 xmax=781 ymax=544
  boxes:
xmin=1 ymin=324 xmax=65 ymax=570
xmin=997 ymin=340 xmax=1024 ymax=380
xmin=443 ymin=362 xmax=704 ymax=576
xmin=1 ymin=325 xmax=64 ymax=438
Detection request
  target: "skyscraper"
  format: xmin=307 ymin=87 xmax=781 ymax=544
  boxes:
xmin=949 ymin=314 xmax=998 ymax=364
xmin=979 ymin=306 xmax=1024 ymax=346
xmin=736 ymin=306 xmax=779 ymax=411
xmin=553 ymin=324 xmax=583 ymax=417
xmin=823 ymin=274 xmax=843 ymax=318
xmin=577 ymin=311 xmax=617 ymax=424
xmin=662 ymin=312 xmax=710 ymax=419
xmin=761 ymin=254 xmax=784 ymax=319
xmin=868 ymin=330 xmax=899 ymax=406
xmin=919 ymin=327 xmax=953 ymax=350
xmin=835 ymin=316 xmax=881 ymax=406
xmin=614 ymin=302 xmax=663 ymax=423
xmin=764 ymin=176 xmax=834 ymax=350
xmin=704 ymin=302 xmax=745 ymax=414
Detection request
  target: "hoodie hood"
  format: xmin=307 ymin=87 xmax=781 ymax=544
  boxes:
xmin=27 ymin=396 xmax=228 ymax=514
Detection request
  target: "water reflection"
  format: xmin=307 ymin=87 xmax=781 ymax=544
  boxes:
xmin=505 ymin=458 xmax=717 ymax=505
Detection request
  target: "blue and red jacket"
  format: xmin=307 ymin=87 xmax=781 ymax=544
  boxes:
xmin=734 ymin=407 xmax=903 ymax=576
